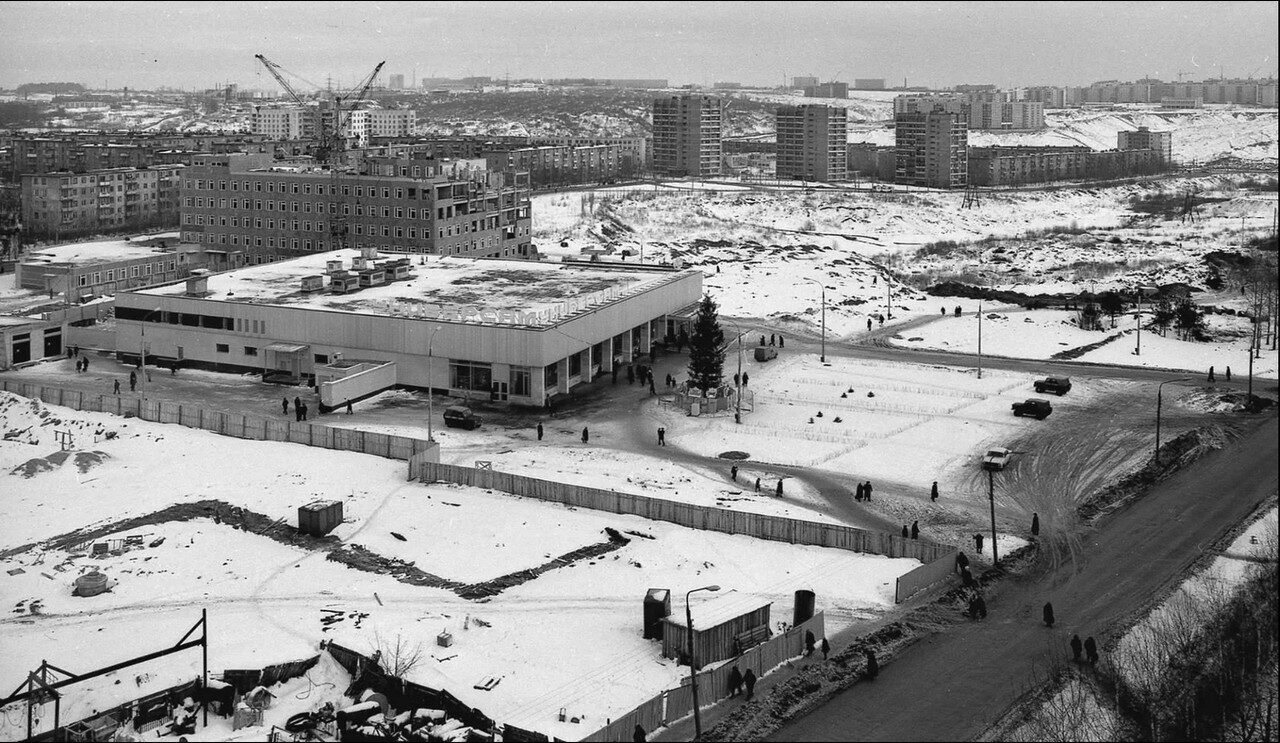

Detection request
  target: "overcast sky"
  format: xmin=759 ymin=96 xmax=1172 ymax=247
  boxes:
xmin=2 ymin=1 xmax=1276 ymax=91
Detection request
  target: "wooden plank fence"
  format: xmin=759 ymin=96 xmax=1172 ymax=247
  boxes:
xmin=416 ymin=462 xmax=957 ymax=579
xmin=0 ymin=381 xmax=438 ymax=472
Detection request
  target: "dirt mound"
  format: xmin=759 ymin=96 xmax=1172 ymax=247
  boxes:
xmin=0 ymin=391 xmax=116 ymax=446
xmin=8 ymin=449 xmax=112 ymax=478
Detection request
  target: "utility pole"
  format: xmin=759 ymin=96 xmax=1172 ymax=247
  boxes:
xmin=1135 ymin=288 xmax=1143 ymax=355
xmin=987 ymin=469 xmax=998 ymax=564
xmin=977 ymin=301 xmax=983 ymax=379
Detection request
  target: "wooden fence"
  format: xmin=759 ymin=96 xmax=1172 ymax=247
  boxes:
xmin=222 ymin=655 xmax=319 ymax=694
xmin=580 ymin=613 xmax=826 ymax=742
xmin=416 ymin=462 xmax=956 ymax=577
xmin=0 ymin=380 xmax=438 ymax=471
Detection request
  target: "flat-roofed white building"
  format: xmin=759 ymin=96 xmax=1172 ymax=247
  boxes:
xmin=114 ymin=249 xmax=703 ymax=407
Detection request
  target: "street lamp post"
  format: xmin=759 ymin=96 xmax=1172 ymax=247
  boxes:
xmin=805 ymin=279 xmax=825 ymax=362
xmin=685 ymin=584 xmax=721 ymax=740
xmin=977 ymin=301 xmax=983 ymax=380
xmin=139 ymin=307 xmax=162 ymax=398
xmin=426 ymin=325 xmax=442 ymax=442
xmin=725 ymin=321 xmax=745 ymax=424
xmin=1155 ymin=377 xmax=1191 ymax=464
xmin=987 ymin=469 xmax=998 ymax=564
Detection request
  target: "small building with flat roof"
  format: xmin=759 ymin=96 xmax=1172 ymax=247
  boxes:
xmin=114 ymin=248 xmax=702 ymax=407
xmin=662 ymin=591 xmax=772 ymax=668
xmin=15 ymin=233 xmax=192 ymax=303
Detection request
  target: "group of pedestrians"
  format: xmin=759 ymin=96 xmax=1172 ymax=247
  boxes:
xmin=285 ymin=395 xmax=308 ymax=421
xmin=853 ymin=481 xmax=874 ymax=501
xmin=900 ymin=520 xmax=920 ymax=539
xmin=627 ymin=364 xmax=657 ymax=394
xmin=758 ymin=334 xmax=784 ymax=348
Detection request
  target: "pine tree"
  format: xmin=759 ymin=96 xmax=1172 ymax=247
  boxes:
xmin=686 ymin=294 xmax=725 ymax=394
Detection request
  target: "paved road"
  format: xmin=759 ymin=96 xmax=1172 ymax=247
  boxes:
xmin=769 ymin=414 xmax=1279 ymax=742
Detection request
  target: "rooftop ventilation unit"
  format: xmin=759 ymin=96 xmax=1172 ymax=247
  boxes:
xmin=300 ymin=275 xmax=325 ymax=292
xmin=325 ymin=259 xmax=345 ymax=275
xmin=330 ymin=272 xmax=361 ymax=294
xmin=184 ymin=269 xmax=210 ymax=297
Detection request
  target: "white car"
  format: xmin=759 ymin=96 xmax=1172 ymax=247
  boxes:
xmin=982 ymin=447 xmax=1013 ymax=471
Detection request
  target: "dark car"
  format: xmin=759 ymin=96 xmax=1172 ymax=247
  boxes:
xmin=1012 ymin=398 xmax=1053 ymax=420
xmin=442 ymin=405 xmax=481 ymax=430
xmin=1034 ymin=377 xmax=1072 ymax=395
xmin=753 ymin=346 xmax=778 ymax=362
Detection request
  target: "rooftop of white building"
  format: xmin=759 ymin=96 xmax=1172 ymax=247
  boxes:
xmin=19 ymin=233 xmax=182 ymax=268
xmin=134 ymin=249 xmax=695 ymax=327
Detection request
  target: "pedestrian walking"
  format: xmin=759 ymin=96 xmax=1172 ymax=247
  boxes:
xmin=537 ymin=422 xmax=544 ymax=441
xmin=1031 ymin=513 xmax=1040 ymax=536
xmin=649 ymin=378 xmax=656 ymax=395
xmin=130 ymin=372 xmax=138 ymax=392
xmin=864 ymin=481 xmax=872 ymax=500
xmin=82 ymin=356 xmax=89 ymax=372
xmin=855 ymin=482 xmax=864 ymax=501
xmin=281 ymin=397 xmax=288 ymax=415
xmin=633 ymin=723 xmax=647 ymax=742
xmin=956 ymin=551 xmax=969 ymax=571
xmin=170 ymin=364 xmax=176 ymax=375
xmin=346 ymin=401 xmax=353 ymax=415
xmin=778 ymin=336 xmax=784 ymax=348
xmin=974 ymin=594 xmax=987 ymax=619
xmin=1084 ymin=636 xmax=1099 ymax=664
xmin=1070 ymin=634 xmax=1083 ymax=661
xmin=754 ymin=477 xmax=761 ymax=492
xmin=974 ymin=532 xmax=984 ymax=553
xmin=867 ymin=317 xmax=873 ymax=332
xmin=657 ymin=426 xmax=665 ymax=445
xmin=941 ymin=306 xmax=946 ymax=315
xmin=902 ymin=524 xmax=909 ymax=538
xmin=931 ymin=481 xmax=939 ymax=502
xmin=961 ymin=565 xmax=975 ymax=587
xmin=294 ymin=396 xmax=301 ymax=412
xmin=1208 ymin=365 xmax=1216 ymax=382
xmin=1226 ymin=366 xmax=1232 ymax=381
xmin=299 ymin=403 xmax=308 ymax=421
xmin=1043 ymin=602 xmax=1055 ymax=628
xmin=911 ymin=520 xmax=919 ymax=540
xmin=878 ymin=314 xmax=884 ymax=327
xmin=954 ymin=305 xmax=962 ymax=316
xmin=863 ymin=650 xmax=879 ymax=680
xmin=968 ymin=594 xmax=980 ymax=619
xmin=770 ymin=333 xmax=775 ymax=346
xmin=113 ymin=379 xmax=121 ymax=395
xmin=582 ymin=427 xmax=589 ymax=444
xmin=728 ymin=666 xmax=743 ymax=697
xmin=743 ymin=669 xmax=757 ymax=700
xmin=821 ymin=637 xmax=830 ymax=659
xmin=731 ymin=464 xmax=738 ymax=481
xmin=776 ymin=479 xmax=784 ymax=496
xmin=760 ymin=335 xmax=766 ymax=346
xmin=742 ymin=372 xmax=749 ymax=386
xmin=805 ymin=630 xmax=816 ymax=657
xmin=733 ymin=372 xmax=740 ymax=387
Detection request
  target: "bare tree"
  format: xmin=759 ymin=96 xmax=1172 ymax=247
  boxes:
xmin=371 ymin=632 xmax=427 ymax=678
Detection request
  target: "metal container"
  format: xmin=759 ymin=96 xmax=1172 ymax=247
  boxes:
xmin=644 ymin=588 xmax=671 ymax=640
xmin=298 ymin=500 xmax=343 ymax=537
xmin=793 ymin=589 xmax=816 ymax=626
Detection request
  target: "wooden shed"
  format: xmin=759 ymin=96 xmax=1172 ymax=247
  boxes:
xmin=662 ymin=591 xmax=772 ymax=668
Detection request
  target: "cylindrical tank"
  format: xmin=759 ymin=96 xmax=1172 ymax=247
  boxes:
xmin=793 ymin=589 xmax=816 ymax=626
xmin=75 ymin=571 xmax=108 ymax=597
xmin=644 ymin=588 xmax=671 ymax=640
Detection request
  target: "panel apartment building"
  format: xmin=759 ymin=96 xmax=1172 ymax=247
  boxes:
xmin=178 ymin=153 xmax=532 ymax=262
xmin=652 ymin=95 xmax=725 ymax=177
xmin=895 ymin=108 xmax=968 ymax=189
xmin=776 ymin=105 xmax=848 ymax=181
xmin=251 ymin=105 xmax=417 ymax=147
xmin=21 ymin=165 xmax=184 ymax=240
xmin=5 ymin=134 xmax=269 ymax=181
xmin=1117 ymin=126 xmax=1173 ymax=163
xmin=893 ymin=94 xmax=1045 ymax=130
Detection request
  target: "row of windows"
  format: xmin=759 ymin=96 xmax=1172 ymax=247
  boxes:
xmin=182 ymin=229 xmax=524 ymax=256
xmin=188 ymin=179 xmax=417 ymax=200
xmin=78 ymin=261 xmax=174 ymax=286
xmin=117 ymin=306 xmax=267 ymax=335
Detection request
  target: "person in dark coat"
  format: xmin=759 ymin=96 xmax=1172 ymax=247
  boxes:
xmin=727 ymin=666 xmax=743 ymax=697
xmin=346 ymin=401 xmax=353 ymax=415
xmin=294 ymin=403 xmax=302 ymax=422
xmin=974 ymin=532 xmax=984 ymax=553
xmin=961 ymin=565 xmax=975 ymax=587
xmin=778 ymin=336 xmax=784 ymax=348
xmin=1208 ymin=366 xmax=1215 ymax=382
xmin=281 ymin=396 xmax=288 ymax=414
xmin=581 ymin=427 xmax=589 ymax=444
xmin=657 ymin=426 xmax=665 ymax=445
xmin=1084 ymin=636 xmax=1099 ymax=663
xmin=864 ymin=481 xmax=872 ymax=500
xmin=968 ymin=594 xmax=980 ymax=619
xmin=1070 ymin=634 xmax=1083 ymax=661
xmin=941 ymin=306 xmax=947 ymax=315
xmin=954 ymin=305 xmax=961 ymax=316
xmin=537 ymin=422 xmax=544 ymax=441
xmin=760 ymin=335 xmax=766 ymax=346
xmin=931 ymin=481 xmax=939 ymax=502
xmin=299 ymin=403 xmax=308 ymax=421
xmin=129 ymin=371 xmax=138 ymax=392
xmin=902 ymin=524 xmax=910 ymax=538
xmin=731 ymin=464 xmax=738 ymax=481
xmin=753 ymin=477 xmax=760 ymax=492
xmin=113 ymin=379 xmax=121 ymax=394
xmin=805 ymin=630 xmax=816 ymax=656
xmin=776 ymin=479 xmax=783 ymax=496
xmin=743 ymin=669 xmax=757 ymax=700
xmin=867 ymin=317 xmax=873 ymax=332
xmin=956 ymin=551 xmax=969 ymax=570
xmin=294 ymin=396 xmax=302 ymax=412
xmin=911 ymin=520 xmax=919 ymax=539
xmin=1031 ymin=513 xmax=1040 ymax=536
xmin=770 ymin=333 xmax=775 ymax=346
xmin=633 ymin=723 xmax=647 ymax=742
xmin=974 ymin=594 xmax=987 ymax=619
xmin=855 ymin=482 xmax=864 ymax=501
xmin=649 ymin=378 xmax=656 ymax=395
xmin=821 ymin=637 xmax=830 ymax=659
xmin=1225 ymin=366 xmax=1232 ymax=381
xmin=82 ymin=356 xmax=89 ymax=372
xmin=742 ymin=372 xmax=749 ymax=386
xmin=1043 ymin=602 xmax=1055 ymax=627
xmin=733 ymin=372 xmax=740 ymax=387
xmin=864 ymin=649 xmax=879 ymax=680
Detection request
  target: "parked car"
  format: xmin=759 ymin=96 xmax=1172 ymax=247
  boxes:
xmin=1034 ymin=376 xmax=1072 ymax=395
xmin=1012 ymin=398 xmax=1053 ymax=420
xmin=442 ymin=405 xmax=481 ymax=430
xmin=753 ymin=346 xmax=778 ymax=362
xmin=982 ymin=447 xmax=1014 ymax=471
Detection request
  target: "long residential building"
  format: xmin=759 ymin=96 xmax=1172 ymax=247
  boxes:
xmin=895 ymin=107 xmax=968 ymax=189
xmin=967 ymin=145 xmax=1168 ymax=186
xmin=652 ymin=95 xmax=725 ymax=177
xmin=21 ymin=165 xmax=183 ymax=240
xmin=5 ymin=134 xmax=269 ymax=180
xmin=178 ymin=153 xmax=532 ymax=262
xmin=359 ymin=138 xmax=645 ymax=188
xmin=776 ymin=105 xmax=848 ymax=181
xmin=893 ymin=94 xmax=1045 ymax=130
xmin=1117 ymin=126 xmax=1173 ymax=162
xmin=251 ymin=105 xmax=417 ymax=147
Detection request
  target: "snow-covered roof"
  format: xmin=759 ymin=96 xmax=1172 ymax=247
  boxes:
xmin=663 ymin=590 xmax=772 ymax=630
xmin=20 ymin=234 xmax=181 ymax=268
xmin=135 ymin=249 xmax=692 ymax=327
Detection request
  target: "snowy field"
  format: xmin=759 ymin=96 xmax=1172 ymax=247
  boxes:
xmin=889 ymin=308 xmax=1280 ymax=378
xmin=0 ymin=391 xmax=918 ymax=741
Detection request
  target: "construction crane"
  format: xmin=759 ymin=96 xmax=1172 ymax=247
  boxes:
xmin=254 ymin=54 xmax=385 ymax=166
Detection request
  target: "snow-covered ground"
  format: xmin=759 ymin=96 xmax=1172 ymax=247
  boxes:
xmin=0 ymin=391 xmax=918 ymax=741
xmin=888 ymin=308 xmax=1279 ymax=378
